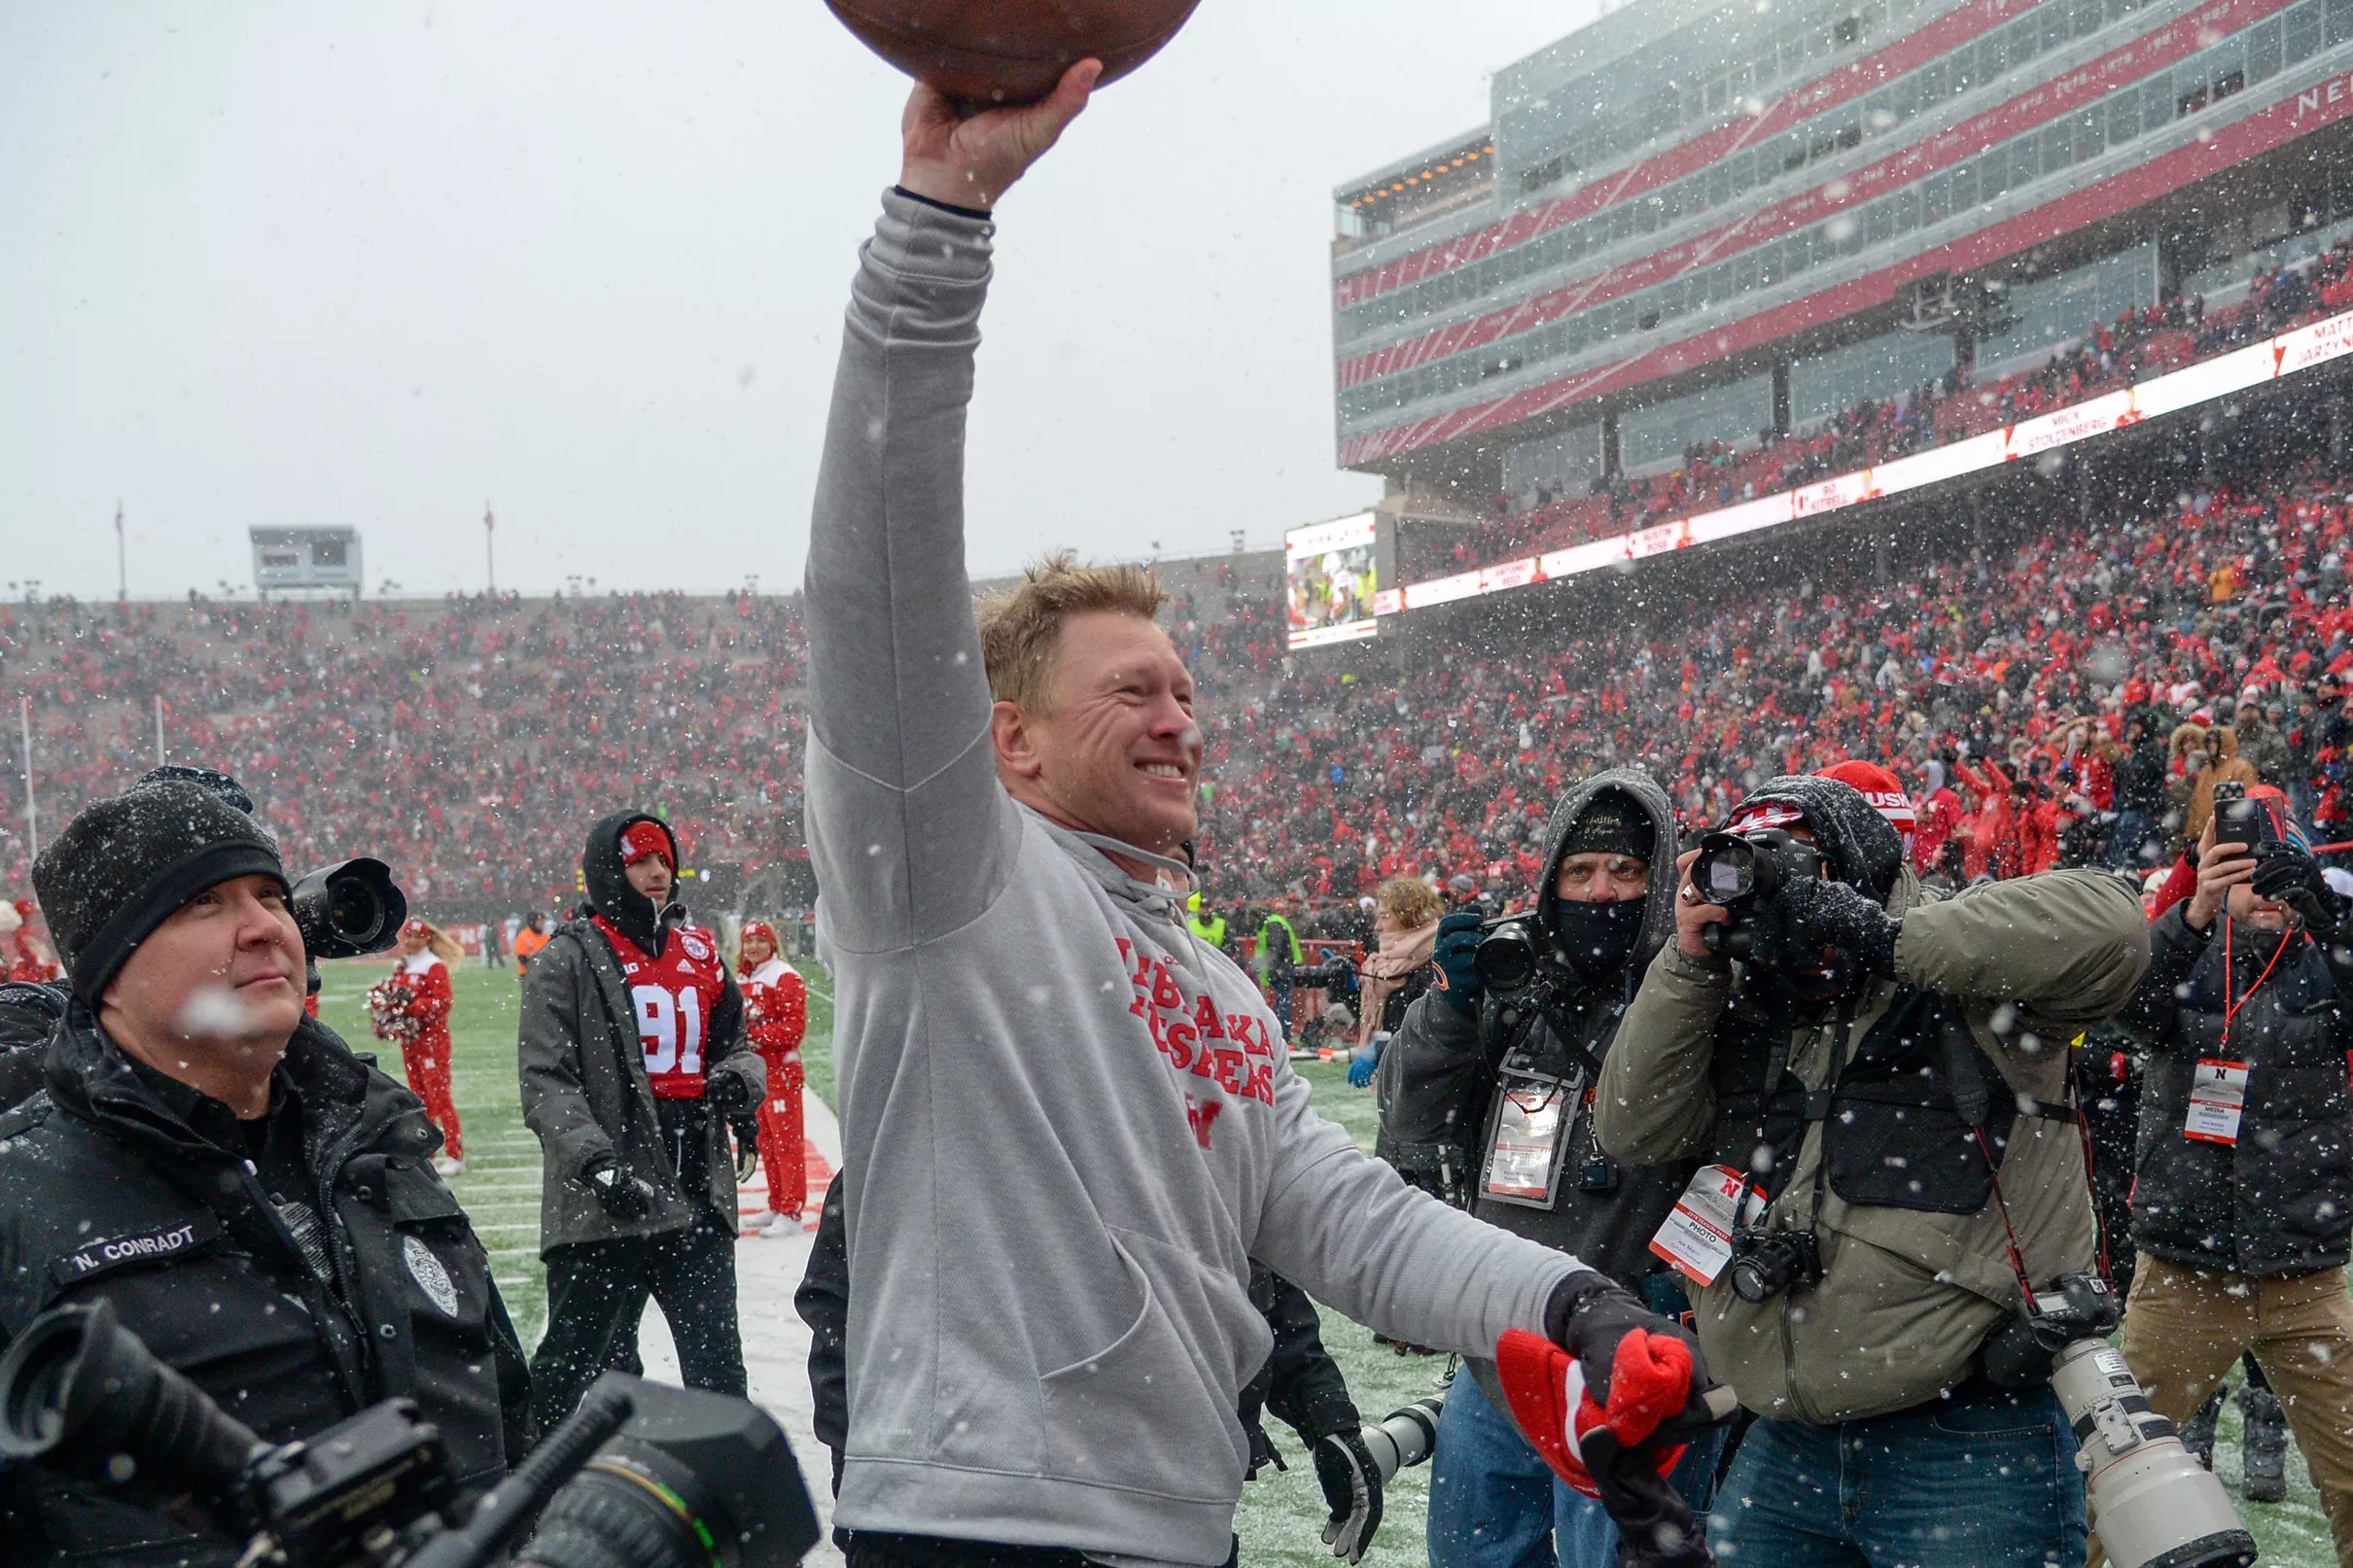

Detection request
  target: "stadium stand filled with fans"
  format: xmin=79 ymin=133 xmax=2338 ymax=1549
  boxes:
xmin=1423 ymin=236 xmax=2353 ymax=578
xmin=7 ymin=431 xmax=2353 ymax=933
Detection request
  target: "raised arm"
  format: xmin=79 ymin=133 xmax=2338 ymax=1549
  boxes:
xmin=802 ymin=68 xmax=1098 ymax=953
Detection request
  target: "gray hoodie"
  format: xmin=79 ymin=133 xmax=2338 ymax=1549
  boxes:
xmin=803 ymin=190 xmax=1581 ymax=1566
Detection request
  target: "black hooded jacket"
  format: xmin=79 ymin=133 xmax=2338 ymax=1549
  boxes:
xmin=2120 ymin=903 xmax=2353 ymax=1276
xmin=580 ymin=810 xmax=681 ymax=957
xmin=517 ymin=810 xmax=760 ymax=1251
xmin=1375 ymin=768 xmax=1696 ymax=1279
xmin=0 ymin=1008 xmax=531 ymax=1565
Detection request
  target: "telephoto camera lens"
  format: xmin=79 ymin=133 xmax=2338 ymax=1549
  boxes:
xmin=0 ymin=1298 xmax=265 ymax=1531
xmin=1356 ymin=1396 xmax=1446 ymax=1483
xmin=521 ymin=1378 xmax=819 ymax=1568
xmin=289 ymin=857 xmax=407 ymax=960
xmin=2050 ymin=1340 xmax=2255 ymax=1568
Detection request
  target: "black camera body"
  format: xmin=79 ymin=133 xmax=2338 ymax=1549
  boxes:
xmin=1727 ymin=1224 xmax=1823 ymax=1304
xmin=0 ymin=1298 xmax=819 ymax=1568
xmin=1691 ymin=827 xmax=1826 ymax=963
xmin=1473 ymin=913 xmax=1575 ymax=1013
xmin=1981 ymin=1271 xmax=2122 ymax=1388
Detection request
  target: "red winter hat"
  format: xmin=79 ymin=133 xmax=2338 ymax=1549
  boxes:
xmin=738 ymin=920 xmax=780 ymax=971
xmin=620 ymin=820 xmax=675 ymax=870
xmin=1817 ymin=760 xmax=1916 ymax=859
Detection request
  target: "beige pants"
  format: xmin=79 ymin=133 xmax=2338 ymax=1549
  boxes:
xmin=2109 ymin=1258 xmax=2353 ymax=1567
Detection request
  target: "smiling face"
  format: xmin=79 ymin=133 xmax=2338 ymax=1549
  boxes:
xmin=740 ymin=931 xmax=775 ymax=967
xmin=100 ymin=873 xmax=305 ymax=1114
xmin=991 ymin=610 xmax=1201 ymax=860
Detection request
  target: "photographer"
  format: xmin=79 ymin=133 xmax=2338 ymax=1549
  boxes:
xmin=1594 ymin=774 xmax=2149 ymax=1568
xmin=518 ymin=812 xmax=761 ymax=1432
xmin=0 ymin=781 xmax=532 ymax=1565
xmin=1379 ymin=771 xmax=1720 ymax=1568
xmin=2112 ymin=793 xmax=2353 ymax=1561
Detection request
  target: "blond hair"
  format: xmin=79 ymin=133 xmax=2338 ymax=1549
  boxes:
xmin=1377 ymin=877 xmax=1444 ymax=928
xmin=976 ymin=553 xmax=1168 ymax=714
xmin=413 ymin=922 xmax=466 ymax=967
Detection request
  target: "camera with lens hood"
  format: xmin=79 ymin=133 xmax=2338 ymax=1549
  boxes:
xmin=1977 ymin=1272 xmax=2256 ymax=1568
xmin=1689 ymin=827 xmax=1825 ymax=964
xmin=0 ymin=1298 xmax=822 ymax=1568
xmin=291 ymin=857 xmax=408 ymax=962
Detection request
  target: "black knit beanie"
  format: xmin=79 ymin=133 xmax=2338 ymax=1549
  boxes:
xmin=31 ymin=781 xmax=289 ymax=1004
xmin=1560 ymin=791 xmax=1658 ymax=862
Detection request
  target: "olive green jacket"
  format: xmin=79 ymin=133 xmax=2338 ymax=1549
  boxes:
xmin=1592 ymin=867 xmax=2149 ymax=1422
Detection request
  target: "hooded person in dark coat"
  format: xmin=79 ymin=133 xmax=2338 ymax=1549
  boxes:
xmin=1374 ymin=766 xmax=1719 ymax=1568
xmin=517 ymin=809 xmax=762 ymax=1432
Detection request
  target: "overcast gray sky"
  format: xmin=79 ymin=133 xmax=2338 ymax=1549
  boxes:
xmin=0 ymin=2 xmax=1595 ymax=599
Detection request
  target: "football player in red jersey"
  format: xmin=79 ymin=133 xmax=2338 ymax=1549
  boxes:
xmin=516 ymin=812 xmax=763 ymax=1431
xmin=736 ymin=920 xmax=809 ymax=1236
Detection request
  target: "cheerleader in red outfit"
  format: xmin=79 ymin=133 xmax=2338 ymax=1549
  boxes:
xmin=371 ymin=918 xmax=466 ymax=1175
xmin=736 ymin=920 xmax=807 ymax=1236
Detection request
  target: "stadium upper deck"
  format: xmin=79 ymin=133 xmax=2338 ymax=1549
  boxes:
xmin=1333 ymin=0 xmax=2353 ymax=495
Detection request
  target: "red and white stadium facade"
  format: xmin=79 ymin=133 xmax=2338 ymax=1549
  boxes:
xmin=1310 ymin=0 xmax=2353 ymax=641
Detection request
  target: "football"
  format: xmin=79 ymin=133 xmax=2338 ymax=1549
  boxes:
xmin=824 ymin=0 xmax=1203 ymax=106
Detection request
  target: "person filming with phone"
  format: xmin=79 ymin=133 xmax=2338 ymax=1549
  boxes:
xmin=2112 ymin=783 xmax=2353 ymax=1564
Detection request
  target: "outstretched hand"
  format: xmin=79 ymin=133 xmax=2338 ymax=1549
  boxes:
xmin=899 ymin=59 xmax=1101 ymax=212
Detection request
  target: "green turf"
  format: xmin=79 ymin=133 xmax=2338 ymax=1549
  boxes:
xmin=334 ymin=963 xmax=2335 ymax=1567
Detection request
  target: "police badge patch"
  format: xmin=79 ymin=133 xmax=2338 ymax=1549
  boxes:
xmin=403 ymin=1234 xmax=460 ymax=1317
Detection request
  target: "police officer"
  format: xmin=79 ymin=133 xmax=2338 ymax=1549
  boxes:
xmin=518 ymin=811 xmax=762 ymax=1432
xmin=1378 ymin=769 xmax=1718 ymax=1568
xmin=0 ymin=781 xmax=532 ymax=1565
xmin=1594 ymin=773 xmax=2149 ymax=1568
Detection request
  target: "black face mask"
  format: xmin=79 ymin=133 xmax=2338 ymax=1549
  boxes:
xmin=1551 ymin=897 xmax=1645 ymax=980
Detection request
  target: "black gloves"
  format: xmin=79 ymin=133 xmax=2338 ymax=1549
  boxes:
xmin=2252 ymin=841 xmax=2351 ymax=936
xmin=1543 ymin=1272 xmax=1717 ymax=1438
xmin=1311 ymin=1429 xmax=1385 ymax=1564
xmin=704 ymin=1070 xmax=755 ymax=1115
xmin=1753 ymin=877 xmax=1900 ymax=976
xmin=1431 ymin=911 xmax=1485 ymax=1016
xmin=582 ymin=1155 xmax=658 ymax=1220
xmin=733 ymin=1122 xmax=760 ymax=1184
xmin=1543 ymin=1272 xmax=1723 ymax=1568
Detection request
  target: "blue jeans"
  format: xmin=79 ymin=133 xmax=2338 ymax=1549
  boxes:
xmin=1427 ymin=1369 xmax=1722 ymax=1568
xmin=1707 ymin=1384 xmax=2085 ymax=1568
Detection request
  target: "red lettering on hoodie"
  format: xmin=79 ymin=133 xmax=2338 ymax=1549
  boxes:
xmin=1184 ymin=1095 xmax=1222 ymax=1149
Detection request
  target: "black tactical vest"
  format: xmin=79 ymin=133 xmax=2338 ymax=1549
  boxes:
xmin=1709 ymin=985 xmax=2060 ymax=1216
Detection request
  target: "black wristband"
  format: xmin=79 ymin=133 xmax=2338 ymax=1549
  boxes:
xmin=893 ymin=185 xmax=993 ymax=221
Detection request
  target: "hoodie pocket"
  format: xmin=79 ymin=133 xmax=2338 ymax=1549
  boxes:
xmin=1036 ymin=1231 xmax=1250 ymax=1504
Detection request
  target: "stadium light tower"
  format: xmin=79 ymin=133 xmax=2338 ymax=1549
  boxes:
xmin=484 ymin=502 xmax=496 ymax=594
xmin=114 ymin=501 xmax=125 ymax=603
